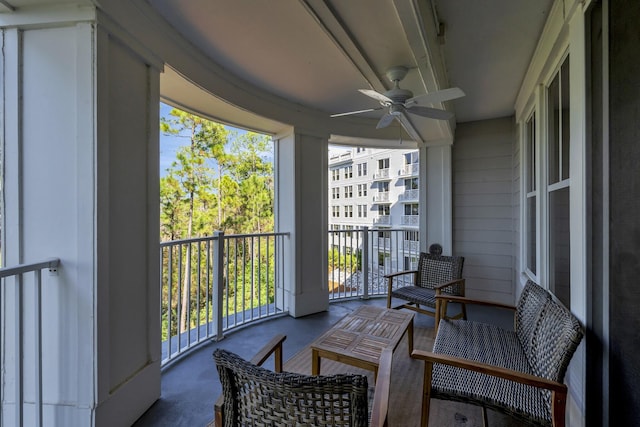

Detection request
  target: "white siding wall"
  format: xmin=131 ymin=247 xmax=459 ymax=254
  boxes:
xmin=453 ymin=118 xmax=517 ymax=305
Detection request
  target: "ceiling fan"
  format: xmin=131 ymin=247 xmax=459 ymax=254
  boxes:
xmin=331 ymin=66 xmax=465 ymax=131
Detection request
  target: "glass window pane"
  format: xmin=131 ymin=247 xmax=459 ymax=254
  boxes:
xmin=527 ymin=196 xmax=537 ymax=274
xmin=549 ymin=187 xmax=570 ymax=307
xmin=548 ymin=73 xmax=560 ymax=184
xmin=561 ymin=58 xmax=570 ymax=180
xmin=526 ymin=114 xmax=536 ymax=193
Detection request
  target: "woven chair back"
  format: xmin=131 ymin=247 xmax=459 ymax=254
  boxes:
xmin=416 ymin=253 xmax=464 ymax=295
xmin=214 ymin=348 xmax=370 ymax=427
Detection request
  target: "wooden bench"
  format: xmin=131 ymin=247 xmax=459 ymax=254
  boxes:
xmin=411 ymin=280 xmax=584 ymax=427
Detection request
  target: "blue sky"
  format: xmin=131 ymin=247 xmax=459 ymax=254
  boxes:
xmin=159 ymin=103 xmax=252 ymax=176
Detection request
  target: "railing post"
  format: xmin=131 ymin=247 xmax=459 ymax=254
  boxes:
xmin=213 ymin=231 xmax=225 ymax=341
xmin=362 ymin=227 xmax=369 ymax=299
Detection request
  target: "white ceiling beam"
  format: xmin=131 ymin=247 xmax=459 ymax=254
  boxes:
xmin=0 ymin=1 xmax=15 ymax=12
xmin=393 ymin=0 xmax=455 ymax=140
xmin=298 ymin=0 xmax=387 ymax=93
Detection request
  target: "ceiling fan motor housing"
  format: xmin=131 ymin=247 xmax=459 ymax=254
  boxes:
xmin=384 ymin=87 xmax=413 ymax=104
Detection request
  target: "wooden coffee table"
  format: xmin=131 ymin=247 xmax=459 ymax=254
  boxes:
xmin=310 ymin=305 xmax=414 ymax=379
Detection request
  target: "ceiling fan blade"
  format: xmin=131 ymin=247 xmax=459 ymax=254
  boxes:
xmin=405 ymin=87 xmax=465 ymax=106
xmin=406 ymin=106 xmax=454 ymax=120
xmin=376 ymin=113 xmax=396 ymax=129
xmin=358 ymin=89 xmax=393 ymax=104
xmin=330 ymin=107 xmax=383 ymax=118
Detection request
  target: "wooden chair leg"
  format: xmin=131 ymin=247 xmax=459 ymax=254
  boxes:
xmin=386 ymin=278 xmax=393 ymax=308
xmin=461 ymin=302 xmax=467 ymax=320
xmin=481 ymin=406 xmax=488 ymax=427
xmin=551 ymin=390 xmax=567 ymax=427
xmin=421 ymin=361 xmax=433 ymax=427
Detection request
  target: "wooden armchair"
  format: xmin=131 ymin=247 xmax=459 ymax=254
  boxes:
xmin=385 ymin=251 xmax=465 ymax=330
xmin=213 ymin=334 xmax=391 ymax=427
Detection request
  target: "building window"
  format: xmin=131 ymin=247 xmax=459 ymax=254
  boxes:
xmin=378 ymin=158 xmax=389 ymax=170
xmin=332 ymin=187 xmax=340 ymax=199
xmin=404 ymin=231 xmax=419 ymax=241
xmin=378 ymin=205 xmax=389 ymax=216
xmin=344 ymin=185 xmax=353 ymax=198
xmin=378 ymin=181 xmax=389 ymax=192
xmin=344 ymin=166 xmax=352 ymax=179
xmin=357 ymin=184 xmax=368 ymax=197
xmin=404 ymin=151 xmax=419 ymax=164
xmin=357 ymin=204 xmax=368 ymax=218
xmin=356 ymin=147 xmax=366 ymax=153
xmin=344 ymin=205 xmax=353 ymax=217
xmin=332 ymin=206 xmax=340 ymax=217
xmin=404 ymin=203 xmax=418 ymax=216
xmin=524 ymin=111 xmax=537 ymax=277
xmin=357 ymin=162 xmax=368 ymax=176
xmin=547 ymin=56 xmax=571 ymax=308
xmin=404 ymin=178 xmax=418 ymax=190
xmin=332 ymin=169 xmax=340 ymax=181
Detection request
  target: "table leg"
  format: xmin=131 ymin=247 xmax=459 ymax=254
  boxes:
xmin=311 ymin=348 xmax=320 ymax=375
xmin=408 ymin=317 xmax=414 ymax=356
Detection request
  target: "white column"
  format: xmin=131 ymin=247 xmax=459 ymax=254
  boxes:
xmin=420 ymin=144 xmax=453 ymax=254
xmin=275 ymin=130 xmax=329 ymax=317
xmin=1 ymin=7 xmax=161 ymax=426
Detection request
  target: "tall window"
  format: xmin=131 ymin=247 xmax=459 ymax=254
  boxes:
xmin=357 ymin=184 xmax=368 ymax=197
xmin=524 ymin=112 xmax=537 ymax=276
xmin=547 ymin=56 xmax=571 ymax=307
xmin=344 ymin=166 xmax=352 ymax=179
xmin=378 ymin=205 xmax=389 ymax=216
xmin=378 ymin=181 xmax=389 ymax=193
xmin=344 ymin=185 xmax=353 ymax=198
xmin=357 ymin=162 xmax=367 ymax=176
xmin=378 ymin=158 xmax=389 ymax=170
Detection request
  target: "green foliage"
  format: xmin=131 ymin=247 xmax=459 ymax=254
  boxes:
xmin=159 ymin=107 xmax=276 ymax=341
xmin=329 ymin=248 xmax=359 ymax=274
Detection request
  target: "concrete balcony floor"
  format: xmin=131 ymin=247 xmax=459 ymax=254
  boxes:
xmin=132 ymin=297 xmax=512 ymax=427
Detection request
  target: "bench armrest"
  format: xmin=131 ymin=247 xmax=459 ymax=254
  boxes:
xmin=435 ymin=295 xmax=516 ymax=311
xmin=215 ymin=334 xmax=287 ymax=426
xmin=384 ymin=269 xmax=418 ymax=279
xmin=411 ymin=349 xmax=566 ymax=393
xmin=370 ymin=349 xmax=393 ymax=427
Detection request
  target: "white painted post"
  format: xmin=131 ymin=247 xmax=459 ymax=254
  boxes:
xmin=362 ymin=227 xmax=369 ymax=299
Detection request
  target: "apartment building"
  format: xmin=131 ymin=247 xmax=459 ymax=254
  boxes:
xmin=328 ymin=146 xmax=421 ymax=274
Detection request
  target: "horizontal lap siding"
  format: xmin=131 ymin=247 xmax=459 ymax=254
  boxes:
xmin=453 ymin=118 xmax=517 ymax=305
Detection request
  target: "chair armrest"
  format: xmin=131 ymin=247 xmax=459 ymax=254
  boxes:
xmin=250 ymin=333 xmax=286 ymax=371
xmin=433 ymin=278 xmax=465 ymax=291
xmin=435 ymin=295 xmax=516 ymax=311
xmin=384 ymin=269 xmax=418 ymax=279
xmin=215 ymin=334 xmax=287 ymax=426
xmin=370 ymin=349 xmax=392 ymax=427
xmin=411 ymin=349 xmax=566 ymax=393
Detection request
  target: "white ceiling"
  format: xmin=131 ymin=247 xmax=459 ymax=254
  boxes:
xmin=149 ymin=0 xmax=553 ymax=143
xmin=2 ymin=0 xmax=554 ymax=144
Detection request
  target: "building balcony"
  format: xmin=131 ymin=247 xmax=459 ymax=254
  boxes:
xmin=399 ymin=163 xmax=419 ymax=177
xmin=400 ymin=215 xmax=419 ymax=226
xmin=372 ymin=192 xmax=390 ymax=203
xmin=328 ymin=151 xmax=353 ymax=165
xmin=372 ymin=215 xmax=391 ymax=226
xmin=403 ymin=240 xmax=419 ymax=252
xmin=372 ymin=168 xmax=391 ymax=180
xmin=398 ymin=189 xmax=419 ymax=202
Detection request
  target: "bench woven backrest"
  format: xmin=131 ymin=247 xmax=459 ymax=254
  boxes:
xmin=515 ymin=280 xmax=584 ymax=382
xmin=214 ymin=348 xmax=369 ymax=427
xmin=417 ymin=253 xmax=464 ymax=295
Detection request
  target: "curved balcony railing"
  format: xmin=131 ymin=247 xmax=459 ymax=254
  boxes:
xmin=160 ymin=232 xmax=289 ymax=366
xmin=328 ymin=227 xmax=421 ymax=301
xmin=161 ymin=227 xmax=423 ymax=365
